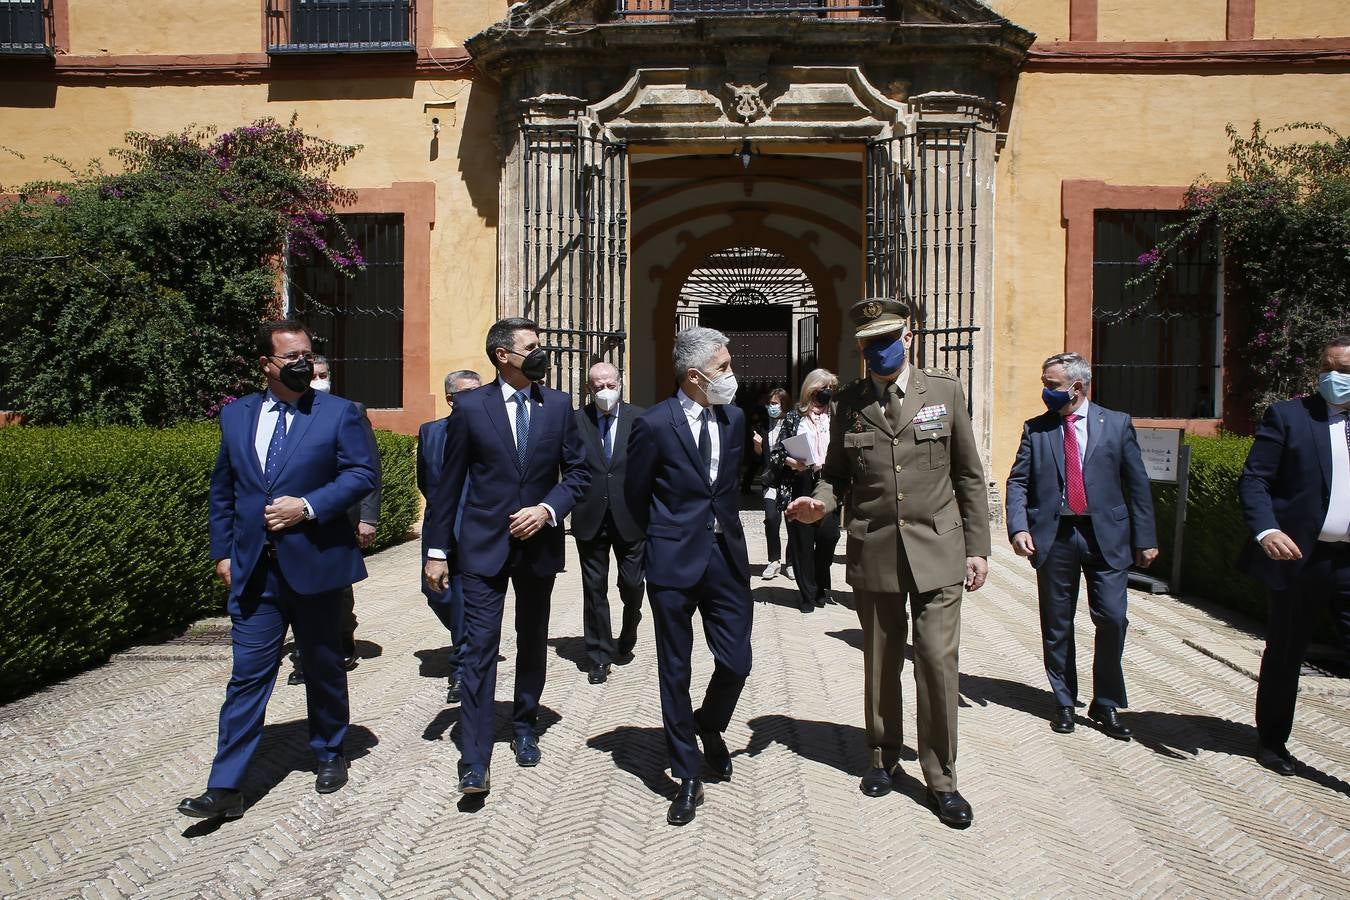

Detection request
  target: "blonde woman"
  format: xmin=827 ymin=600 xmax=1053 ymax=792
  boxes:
xmin=769 ymin=368 xmax=840 ymax=612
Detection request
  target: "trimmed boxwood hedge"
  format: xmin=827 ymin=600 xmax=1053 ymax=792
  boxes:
xmin=1149 ymin=432 xmax=1267 ymax=620
xmin=0 ymin=422 xmax=416 ymax=704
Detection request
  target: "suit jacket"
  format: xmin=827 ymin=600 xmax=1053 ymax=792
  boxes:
xmin=1238 ymin=394 xmax=1340 ymax=590
xmin=208 ymin=389 xmax=377 ymax=599
xmin=344 ymin=401 xmax=382 ymax=531
xmin=813 ymin=369 xmax=991 ymax=594
xmin=570 ymin=401 xmax=644 ymax=543
xmin=417 ymin=414 xmax=466 ymax=559
xmin=423 ymin=380 xmax=589 ymax=578
xmin=625 ymin=396 xmax=750 ymax=589
xmin=1005 ymin=402 xmax=1157 ymax=571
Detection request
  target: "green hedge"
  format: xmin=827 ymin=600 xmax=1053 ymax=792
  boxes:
xmin=1149 ymin=432 xmax=1267 ymax=620
xmin=0 ymin=422 xmax=417 ymax=704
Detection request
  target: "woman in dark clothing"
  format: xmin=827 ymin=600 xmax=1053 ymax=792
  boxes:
xmin=754 ymin=387 xmax=794 ymax=581
xmin=770 ymin=368 xmax=840 ymax=613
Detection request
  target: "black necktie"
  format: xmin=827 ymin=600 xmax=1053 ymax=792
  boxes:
xmin=697 ymin=408 xmax=712 ymax=479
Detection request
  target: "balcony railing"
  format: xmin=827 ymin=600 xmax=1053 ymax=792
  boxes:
xmin=0 ymin=0 xmax=54 ymax=57
xmin=614 ymin=0 xmax=886 ymax=19
xmin=267 ymin=0 xmax=415 ymax=54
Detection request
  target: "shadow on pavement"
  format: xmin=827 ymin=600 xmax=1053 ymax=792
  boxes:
xmin=353 ymin=639 xmax=383 ymax=661
xmin=414 ymin=646 xmax=504 ymax=680
xmin=742 ymin=714 xmax=923 ymax=804
xmin=422 ymin=701 xmax=561 ymax=748
xmin=753 ymin=585 xmax=809 ymax=610
xmin=183 ymin=722 xmax=379 ymax=838
xmin=547 ymin=636 xmax=589 ymax=672
xmin=587 ymin=725 xmax=679 ymax=799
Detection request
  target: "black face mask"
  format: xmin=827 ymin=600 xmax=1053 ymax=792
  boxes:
xmin=517 ymin=348 xmax=550 ymax=382
xmin=278 ymin=358 xmax=313 ymax=393
xmin=815 ymin=389 xmax=834 ymax=406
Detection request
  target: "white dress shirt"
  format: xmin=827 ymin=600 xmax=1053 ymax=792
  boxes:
xmin=596 ymin=405 xmax=619 ymax=453
xmin=677 ymin=389 xmax=720 ymax=482
xmin=254 ymin=390 xmax=313 ymax=518
xmin=1319 ymin=404 xmax=1350 ymax=542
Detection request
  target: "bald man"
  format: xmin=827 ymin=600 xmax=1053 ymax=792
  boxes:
xmin=571 ymin=363 xmax=647 ymax=684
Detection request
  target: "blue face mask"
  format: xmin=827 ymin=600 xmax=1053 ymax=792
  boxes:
xmin=1319 ymin=371 xmax=1350 ymax=406
xmin=766 ymin=403 xmax=781 ymax=418
xmin=863 ymin=335 xmax=907 ymax=376
xmin=1042 ymin=386 xmax=1074 ymax=413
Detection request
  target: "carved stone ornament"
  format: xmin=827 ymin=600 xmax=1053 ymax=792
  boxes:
xmin=725 ymin=83 xmax=769 ymax=124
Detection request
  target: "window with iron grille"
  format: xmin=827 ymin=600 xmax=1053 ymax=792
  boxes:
xmin=0 ymin=0 xmax=53 ymax=56
xmin=1091 ymin=211 xmax=1222 ymax=419
xmin=287 ymin=214 xmax=404 ymax=409
xmin=267 ymin=0 xmax=414 ymax=54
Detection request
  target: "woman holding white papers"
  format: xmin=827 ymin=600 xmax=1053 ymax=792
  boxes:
xmin=769 ymin=368 xmax=840 ymax=613
xmin=754 ymin=387 xmax=795 ymax=581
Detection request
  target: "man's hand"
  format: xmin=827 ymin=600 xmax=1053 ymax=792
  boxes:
xmin=1135 ymin=547 xmax=1159 ymax=568
xmin=784 ymin=456 xmax=808 ymax=472
xmin=214 ymin=558 xmax=232 ymax=588
xmin=357 ymin=521 xmax=377 ymax=549
xmin=508 ymin=505 xmax=550 ymax=539
xmin=1259 ymin=531 xmax=1303 ymax=561
xmin=424 ymin=558 xmax=449 ymax=593
xmin=964 ymin=556 xmax=988 ymax=592
xmin=785 ymin=496 xmax=825 ymax=524
xmin=265 ymin=496 xmax=307 ymax=532
xmin=1011 ymin=531 xmax=1036 ymax=559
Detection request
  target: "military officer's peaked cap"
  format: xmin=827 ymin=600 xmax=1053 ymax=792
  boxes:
xmin=850 ymin=296 xmax=912 ymax=339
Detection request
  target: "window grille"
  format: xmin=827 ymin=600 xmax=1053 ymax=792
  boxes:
xmin=267 ymin=0 xmax=414 ymax=54
xmin=0 ymin=0 xmax=53 ymax=56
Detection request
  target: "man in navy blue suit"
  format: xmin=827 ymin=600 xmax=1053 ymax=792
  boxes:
xmin=625 ymin=327 xmax=753 ymax=826
xmin=423 ymin=318 xmax=588 ymax=796
xmin=1239 ymin=335 xmax=1350 ymax=776
xmin=417 ymin=369 xmax=481 ymax=704
xmin=1005 ymin=352 xmax=1157 ymax=741
xmin=179 ymin=320 xmax=377 ymax=821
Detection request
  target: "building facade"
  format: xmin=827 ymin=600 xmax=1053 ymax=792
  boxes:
xmin=3 ymin=0 xmax=1349 ymax=480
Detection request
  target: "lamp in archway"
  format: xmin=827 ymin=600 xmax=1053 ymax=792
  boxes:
xmin=738 ymin=139 xmax=753 ymax=170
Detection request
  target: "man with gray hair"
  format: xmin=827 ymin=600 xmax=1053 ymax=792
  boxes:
xmin=417 ymin=369 xmax=482 ymax=703
xmin=1005 ymin=351 xmax=1158 ymax=742
xmin=625 ymin=327 xmax=752 ymax=826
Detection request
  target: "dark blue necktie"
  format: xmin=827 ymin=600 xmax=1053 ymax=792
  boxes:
xmin=698 ymin=408 xmax=712 ymax=480
xmin=264 ymin=401 xmax=290 ymax=480
xmin=601 ymin=413 xmax=613 ymax=462
xmin=513 ymin=389 xmax=530 ymax=468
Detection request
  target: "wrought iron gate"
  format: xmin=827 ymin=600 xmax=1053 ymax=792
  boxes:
xmin=866 ymin=126 xmax=982 ymax=410
xmin=520 ymin=124 xmax=628 ymax=400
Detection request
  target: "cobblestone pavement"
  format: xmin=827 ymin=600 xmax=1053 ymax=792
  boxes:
xmin=3 ymin=512 xmax=1348 ymax=899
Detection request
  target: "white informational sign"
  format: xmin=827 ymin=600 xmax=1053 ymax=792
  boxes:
xmin=1136 ymin=426 xmax=1183 ymax=483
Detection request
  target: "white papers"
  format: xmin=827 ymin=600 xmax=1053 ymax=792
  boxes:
xmin=782 ymin=432 xmax=820 ymax=466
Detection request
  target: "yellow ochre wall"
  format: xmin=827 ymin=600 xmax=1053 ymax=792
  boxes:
xmin=984 ymin=0 xmax=1069 ymax=42
xmin=991 ymin=71 xmax=1350 ymax=478
xmin=1097 ymin=1 xmax=1227 ymax=43
xmin=0 ymin=78 xmax=501 ymax=421
xmin=1256 ymin=0 xmax=1350 ymax=40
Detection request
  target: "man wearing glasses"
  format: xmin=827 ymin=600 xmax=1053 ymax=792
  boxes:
xmin=178 ymin=320 xmax=377 ymax=821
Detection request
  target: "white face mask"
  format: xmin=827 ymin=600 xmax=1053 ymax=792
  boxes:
xmin=310 ymin=378 xmax=332 ymax=393
xmin=697 ymin=369 xmax=738 ymax=406
xmin=594 ymin=387 xmax=621 ymax=412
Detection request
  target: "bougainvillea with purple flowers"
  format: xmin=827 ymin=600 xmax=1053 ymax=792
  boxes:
xmin=1131 ymin=122 xmax=1350 ymax=421
xmin=0 ymin=116 xmax=362 ymax=425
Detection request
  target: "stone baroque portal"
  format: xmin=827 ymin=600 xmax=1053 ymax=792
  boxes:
xmin=466 ymin=0 xmax=1033 ymax=471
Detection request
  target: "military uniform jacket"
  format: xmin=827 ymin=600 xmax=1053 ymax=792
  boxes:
xmin=812 ymin=368 xmax=991 ymax=594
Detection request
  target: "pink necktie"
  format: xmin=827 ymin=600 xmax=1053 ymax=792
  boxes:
xmin=1064 ymin=414 xmax=1087 ymax=515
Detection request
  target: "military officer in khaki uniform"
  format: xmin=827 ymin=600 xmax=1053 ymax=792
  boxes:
xmin=788 ymin=297 xmax=990 ymax=829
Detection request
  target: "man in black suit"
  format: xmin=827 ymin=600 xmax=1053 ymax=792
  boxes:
xmin=626 ymin=327 xmax=752 ymax=826
xmin=571 ymin=362 xmax=646 ymax=686
xmin=1239 ymin=334 xmax=1350 ymax=776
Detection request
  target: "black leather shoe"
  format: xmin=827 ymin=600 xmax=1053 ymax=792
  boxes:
xmin=615 ymin=644 xmax=636 ymax=665
xmin=696 ymin=716 xmax=733 ymax=781
xmin=800 ymin=602 xmax=815 ymax=614
xmin=446 ymin=675 xmax=462 ymax=704
xmin=927 ymin=789 xmax=973 ymax=829
xmin=1088 ymin=703 xmax=1132 ymax=741
xmin=458 ymin=766 xmax=490 ymax=794
xmin=816 ymin=591 xmax=832 ymax=608
xmin=287 ymin=668 xmax=305 ymax=686
xmin=1051 ymin=707 xmax=1076 ymax=734
xmin=315 ymin=757 xmax=348 ymax=794
xmin=511 ymin=733 xmax=541 ymax=767
xmin=341 ymin=655 xmax=359 ymax=672
xmin=1256 ymin=743 xmax=1296 ymax=776
xmin=860 ymin=767 xmax=893 ymax=797
xmin=588 ymin=663 xmax=610 ymax=684
xmin=666 ymin=778 xmax=704 ymax=825
xmin=177 ymin=788 xmax=244 ymax=820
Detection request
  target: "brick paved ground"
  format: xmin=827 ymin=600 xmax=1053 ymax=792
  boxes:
xmin=2 ymin=512 xmax=1348 ymax=898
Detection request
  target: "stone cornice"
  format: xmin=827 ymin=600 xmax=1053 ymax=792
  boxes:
xmin=1024 ymin=38 xmax=1350 ymax=73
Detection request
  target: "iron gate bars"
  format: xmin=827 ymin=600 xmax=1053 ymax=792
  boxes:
xmin=267 ymin=0 xmax=415 ymax=54
xmin=0 ymin=0 xmax=53 ymax=56
xmin=521 ymin=125 xmax=629 ymax=401
xmin=615 ymin=1 xmax=886 ymax=19
xmin=866 ymin=125 xmax=983 ymax=411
